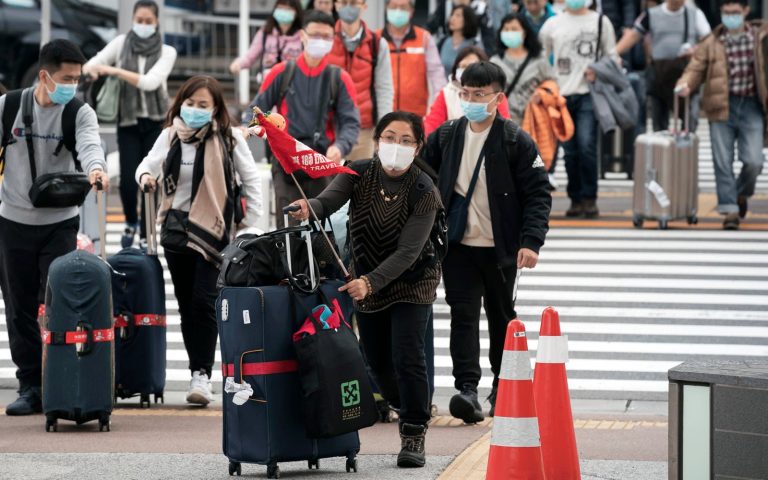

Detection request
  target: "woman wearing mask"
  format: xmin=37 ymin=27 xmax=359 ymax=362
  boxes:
xmin=425 ymin=46 xmax=510 ymax=136
xmin=438 ymin=5 xmax=482 ymax=76
xmin=136 ymin=76 xmax=264 ymax=406
xmin=289 ymin=112 xmax=442 ymax=469
xmin=84 ymin=0 xmax=177 ymax=248
xmin=491 ymin=13 xmax=553 ymax=123
xmin=229 ymin=0 xmax=304 ymax=78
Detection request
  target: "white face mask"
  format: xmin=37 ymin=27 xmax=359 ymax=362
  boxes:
xmin=378 ymin=142 xmax=416 ymax=172
xmin=306 ymin=38 xmax=334 ymax=59
xmin=132 ymin=23 xmax=157 ymax=39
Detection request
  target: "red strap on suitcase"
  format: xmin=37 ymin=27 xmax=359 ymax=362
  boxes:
xmin=41 ymin=327 xmax=114 ymax=345
xmin=114 ymin=314 xmax=167 ymax=328
xmin=221 ymin=360 xmax=298 ymax=378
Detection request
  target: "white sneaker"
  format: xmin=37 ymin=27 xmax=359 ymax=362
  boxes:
xmin=186 ymin=369 xmax=214 ymax=406
xmin=547 ymin=173 xmax=559 ymax=191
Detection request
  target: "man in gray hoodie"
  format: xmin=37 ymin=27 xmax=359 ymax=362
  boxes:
xmin=0 ymin=40 xmax=108 ymax=416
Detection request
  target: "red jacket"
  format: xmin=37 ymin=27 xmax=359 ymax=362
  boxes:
xmin=424 ymin=82 xmax=511 ymax=137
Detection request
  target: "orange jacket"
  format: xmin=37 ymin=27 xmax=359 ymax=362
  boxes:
xmin=521 ymin=80 xmax=574 ymax=169
xmin=380 ymin=26 xmax=430 ymax=117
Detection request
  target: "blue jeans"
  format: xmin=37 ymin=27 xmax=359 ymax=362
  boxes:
xmin=563 ymin=94 xmax=598 ymax=202
xmin=710 ymin=95 xmax=766 ymax=214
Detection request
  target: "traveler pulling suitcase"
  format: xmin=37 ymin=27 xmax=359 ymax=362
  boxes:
xmin=108 ymin=187 xmax=166 ymax=407
xmin=632 ymin=94 xmax=699 ymax=230
xmin=41 ymin=183 xmax=114 ymax=432
xmin=218 ymin=207 xmax=360 ymax=478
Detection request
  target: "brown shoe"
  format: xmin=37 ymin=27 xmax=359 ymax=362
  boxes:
xmin=723 ymin=213 xmax=740 ymax=230
xmin=737 ymin=196 xmax=748 ymax=219
xmin=582 ymin=198 xmax=599 ymax=219
xmin=565 ymin=200 xmax=584 ymax=218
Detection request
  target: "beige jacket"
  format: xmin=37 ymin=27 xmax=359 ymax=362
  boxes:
xmin=680 ymin=21 xmax=768 ymax=140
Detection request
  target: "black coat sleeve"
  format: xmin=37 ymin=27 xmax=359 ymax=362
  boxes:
xmin=511 ymin=131 xmax=552 ymax=253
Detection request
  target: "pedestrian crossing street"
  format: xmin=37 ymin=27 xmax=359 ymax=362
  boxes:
xmin=1 ymin=225 xmax=766 ymax=402
xmin=552 ymin=118 xmax=768 ymax=194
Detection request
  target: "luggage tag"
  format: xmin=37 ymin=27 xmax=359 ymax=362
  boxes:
xmin=225 ymin=377 xmax=254 ymax=406
xmin=646 ymin=180 xmax=671 ymax=209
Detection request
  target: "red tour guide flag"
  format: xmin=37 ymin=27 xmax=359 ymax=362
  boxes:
xmin=256 ymin=112 xmax=358 ymax=179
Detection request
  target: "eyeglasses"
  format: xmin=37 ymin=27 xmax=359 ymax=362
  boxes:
xmin=458 ymin=89 xmax=500 ymax=101
xmin=379 ymin=134 xmax=417 ymax=148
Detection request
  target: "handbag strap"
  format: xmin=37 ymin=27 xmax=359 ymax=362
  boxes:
xmin=682 ymin=6 xmax=689 ymax=44
xmin=465 ymin=146 xmax=486 ymax=204
xmin=21 ymin=89 xmax=37 ymax=181
xmin=505 ymin=54 xmax=531 ymax=97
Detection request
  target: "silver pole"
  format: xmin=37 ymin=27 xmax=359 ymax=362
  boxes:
xmin=41 ymin=0 xmax=51 ymax=46
xmin=238 ymin=0 xmax=250 ymax=107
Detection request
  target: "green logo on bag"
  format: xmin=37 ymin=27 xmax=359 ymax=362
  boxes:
xmin=341 ymin=380 xmax=361 ymax=407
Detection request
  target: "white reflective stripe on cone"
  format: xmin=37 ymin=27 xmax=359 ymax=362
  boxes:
xmin=535 ymin=335 xmax=569 ymax=364
xmin=499 ymin=350 xmax=532 ymax=381
xmin=490 ymin=417 xmax=541 ymax=448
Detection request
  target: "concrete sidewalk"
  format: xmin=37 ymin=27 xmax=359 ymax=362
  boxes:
xmin=0 ymin=389 xmax=668 ymax=479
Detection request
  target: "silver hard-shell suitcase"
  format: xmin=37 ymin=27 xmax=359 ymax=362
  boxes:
xmin=632 ymin=95 xmax=699 ymax=230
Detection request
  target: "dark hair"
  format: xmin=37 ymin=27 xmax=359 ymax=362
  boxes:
xmin=461 ymin=61 xmax=507 ymax=91
xmin=450 ymin=5 xmax=479 ymax=40
xmin=451 ymin=45 xmax=488 ymax=81
xmin=374 ymin=111 xmax=426 ymax=153
xmin=133 ymin=0 xmax=159 ymax=17
xmin=498 ymin=13 xmax=542 ymax=58
xmin=39 ymin=39 xmax=87 ymax=72
xmin=303 ymin=9 xmax=335 ymax=29
xmin=719 ymin=0 xmax=748 ymax=7
xmin=264 ymin=0 xmax=303 ymax=36
xmin=309 ymin=0 xmax=338 ymax=20
xmin=165 ymin=75 xmax=233 ymax=138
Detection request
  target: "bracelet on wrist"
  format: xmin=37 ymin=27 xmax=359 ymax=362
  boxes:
xmin=360 ymin=275 xmax=373 ymax=298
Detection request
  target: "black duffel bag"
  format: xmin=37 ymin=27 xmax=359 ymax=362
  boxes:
xmin=292 ymin=290 xmax=378 ymax=438
xmin=217 ymin=225 xmax=318 ymax=290
xmin=28 ymin=171 xmax=91 ymax=208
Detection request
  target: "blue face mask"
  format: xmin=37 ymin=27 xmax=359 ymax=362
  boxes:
xmin=45 ymin=73 xmax=77 ymax=105
xmin=501 ymin=31 xmax=524 ymax=49
xmin=387 ymin=9 xmax=410 ymax=28
xmin=461 ymin=99 xmax=493 ymax=122
xmin=273 ymin=8 xmax=296 ymax=25
xmin=180 ymin=105 xmax=213 ymax=129
xmin=565 ymin=0 xmax=587 ymax=10
xmin=722 ymin=14 xmax=744 ymax=31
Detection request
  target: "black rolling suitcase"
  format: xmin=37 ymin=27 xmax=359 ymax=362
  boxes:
xmin=108 ymin=188 xmax=166 ymax=406
xmin=218 ymin=207 xmax=362 ymax=478
xmin=41 ymin=185 xmax=114 ymax=432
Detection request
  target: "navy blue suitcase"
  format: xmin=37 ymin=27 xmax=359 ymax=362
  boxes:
xmin=218 ymin=282 xmax=361 ymax=478
xmin=42 ymin=249 xmax=114 ymax=432
xmin=108 ymin=190 xmax=166 ymax=407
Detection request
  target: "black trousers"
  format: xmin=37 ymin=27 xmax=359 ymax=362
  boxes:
xmin=272 ymin=167 xmax=331 ymax=228
xmin=117 ymin=118 xmax=163 ymax=236
xmin=164 ymin=248 xmax=219 ymax=376
xmin=357 ymin=302 xmax=431 ymax=426
xmin=0 ymin=215 xmax=78 ymax=387
xmin=442 ymin=244 xmax=518 ymax=391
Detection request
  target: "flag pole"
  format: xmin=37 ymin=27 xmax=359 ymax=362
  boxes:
xmin=288 ymin=172 xmax=352 ymax=282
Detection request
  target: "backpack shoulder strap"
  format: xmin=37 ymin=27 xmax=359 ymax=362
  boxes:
xmin=328 ymin=64 xmax=341 ymax=108
xmin=596 ymin=13 xmax=604 ymax=62
xmin=56 ymin=97 xmax=86 ymax=170
xmin=407 ymin=169 xmax=436 ymax=209
xmin=277 ymin=60 xmax=297 ymax=109
xmin=503 ymin=119 xmax=520 ymax=145
xmin=438 ymin=119 xmax=458 ymax=151
xmin=1 ymin=90 xmax=22 ymax=149
xmin=347 ymin=158 xmax=373 ymax=176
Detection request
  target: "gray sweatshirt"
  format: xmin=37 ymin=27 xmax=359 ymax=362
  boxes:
xmin=0 ymin=88 xmax=106 ymax=226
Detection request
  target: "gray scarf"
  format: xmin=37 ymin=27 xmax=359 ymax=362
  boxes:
xmin=119 ymin=30 xmax=167 ymax=127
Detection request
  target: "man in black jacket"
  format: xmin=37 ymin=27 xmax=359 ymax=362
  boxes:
xmin=424 ymin=61 xmax=551 ymax=423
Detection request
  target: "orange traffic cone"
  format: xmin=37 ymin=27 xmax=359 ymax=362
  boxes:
xmin=486 ymin=319 xmax=545 ymax=480
xmin=533 ymin=307 xmax=580 ymax=479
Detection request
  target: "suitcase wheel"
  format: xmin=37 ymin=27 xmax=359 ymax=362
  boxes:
xmin=687 ymin=215 xmax=698 ymax=225
xmin=308 ymin=459 xmax=319 ymax=470
xmin=140 ymin=393 xmax=151 ymax=409
xmin=267 ymin=463 xmax=280 ymax=479
xmin=658 ymin=220 xmax=669 ymax=230
xmin=346 ymin=457 xmax=357 ymax=473
xmin=45 ymin=416 xmax=58 ymax=433
xmin=98 ymin=413 xmax=110 ymax=432
xmin=228 ymin=461 xmax=241 ymax=476
xmin=632 ymin=215 xmax=644 ymax=229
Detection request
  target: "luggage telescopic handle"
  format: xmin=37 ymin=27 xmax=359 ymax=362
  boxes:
xmin=143 ymin=184 xmax=158 ymax=256
xmin=95 ymin=180 xmax=106 ymax=259
xmin=672 ymin=92 xmax=691 ymax=136
xmin=281 ymin=204 xmax=318 ymax=291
